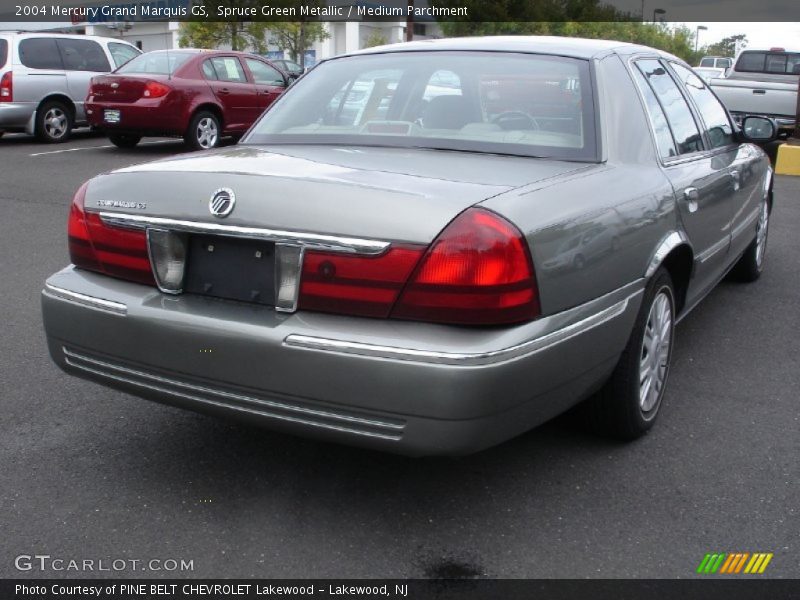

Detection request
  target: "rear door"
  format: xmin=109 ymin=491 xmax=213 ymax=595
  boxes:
xmin=56 ymin=38 xmax=112 ymax=122
xmin=632 ymin=58 xmax=734 ymax=299
xmin=203 ymin=56 xmax=260 ymax=132
xmin=242 ymin=57 xmax=286 ymax=112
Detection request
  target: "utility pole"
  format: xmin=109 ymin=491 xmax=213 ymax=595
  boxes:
xmin=406 ymin=0 xmax=414 ymax=42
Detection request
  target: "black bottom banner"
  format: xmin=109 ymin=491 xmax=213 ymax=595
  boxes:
xmin=3 ymin=579 xmax=800 ymax=600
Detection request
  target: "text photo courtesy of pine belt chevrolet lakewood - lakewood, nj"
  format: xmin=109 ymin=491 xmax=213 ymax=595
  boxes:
xmin=2 ymin=0 xmax=799 ymax=594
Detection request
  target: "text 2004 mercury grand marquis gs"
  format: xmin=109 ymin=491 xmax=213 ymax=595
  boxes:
xmin=42 ymin=37 xmax=777 ymax=455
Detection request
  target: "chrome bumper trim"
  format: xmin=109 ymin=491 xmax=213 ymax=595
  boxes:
xmin=43 ymin=283 xmax=127 ymax=315
xmin=63 ymin=347 xmax=404 ymax=440
xmin=97 ymin=212 xmax=391 ymax=255
xmin=284 ymin=293 xmax=635 ymax=366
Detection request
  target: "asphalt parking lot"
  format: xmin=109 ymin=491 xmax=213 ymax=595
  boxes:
xmin=1 ymin=132 xmax=798 ymax=579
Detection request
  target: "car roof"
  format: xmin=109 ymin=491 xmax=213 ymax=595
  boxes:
xmin=0 ymin=31 xmax=136 ymax=45
xmin=349 ymin=35 xmax=681 ymax=62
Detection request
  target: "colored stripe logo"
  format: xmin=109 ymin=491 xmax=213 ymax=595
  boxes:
xmin=697 ymin=552 xmax=773 ymax=574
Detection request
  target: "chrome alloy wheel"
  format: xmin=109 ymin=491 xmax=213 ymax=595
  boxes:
xmin=755 ymin=199 xmax=769 ymax=269
xmin=195 ymin=117 xmax=219 ymax=149
xmin=639 ymin=289 xmax=673 ymax=416
xmin=44 ymin=107 xmax=68 ymax=139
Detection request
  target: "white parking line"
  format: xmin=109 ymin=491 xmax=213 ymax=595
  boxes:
xmin=29 ymin=140 xmax=178 ymax=157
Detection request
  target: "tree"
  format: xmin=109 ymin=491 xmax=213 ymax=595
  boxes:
xmin=363 ymin=30 xmax=388 ymax=49
xmin=706 ymin=34 xmax=747 ymax=57
xmin=269 ymin=22 xmax=330 ymax=67
xmin=178 ymin=22 xmax=269 ymax=52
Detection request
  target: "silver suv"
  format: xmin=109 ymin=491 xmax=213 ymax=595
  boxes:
xmin=0 ymin=32 xmax=140 ymax=142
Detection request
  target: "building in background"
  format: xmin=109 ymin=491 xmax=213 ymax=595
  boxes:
xmin=2 ymin=0 xmax=443 ymax=65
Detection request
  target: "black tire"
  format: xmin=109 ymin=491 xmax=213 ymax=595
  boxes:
xmin=35 ymin=101 xmax=73 ymax=143
xmin=729 ymin=197 xmax=770 ymax=283
xmin=108 ymin=133 xmax=142 ymax=148
xmin=184 ymin=110 xmax=220 ymax=150
xmin=579 ymin=268 xmax=676 ymax=439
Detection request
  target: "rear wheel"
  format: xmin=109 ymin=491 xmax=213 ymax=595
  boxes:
xmin=730 ymin=197 xmax=770 ymax=282
xmin=108 ymin=133 xmax=142 ymax=149
xmin=36 ymin=101 xmax=73 ymax=143
xmin=580 ymin=268 xmax=676 ymax=439
xmin=185 ymin=111 xmax=220 ymax=150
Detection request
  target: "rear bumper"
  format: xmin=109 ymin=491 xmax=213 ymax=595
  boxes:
xmin=0 ymin=101 xmax=35 ymax=129
xmin=42 ymin=266 xmax=643 ymax=455
xmin=86 ymin=100 xmax=185 ymax=135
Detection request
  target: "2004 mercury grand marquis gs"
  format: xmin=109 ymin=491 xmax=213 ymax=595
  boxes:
xmin=41 ymin=37 xmax=777 ymax=455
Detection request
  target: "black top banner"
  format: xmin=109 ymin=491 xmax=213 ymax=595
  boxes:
xmin=0 ymin=0 xmax=798 ymax=23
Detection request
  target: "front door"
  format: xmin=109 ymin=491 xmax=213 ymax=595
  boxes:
xmin=243 ymin=57 xmax=286 ymax=113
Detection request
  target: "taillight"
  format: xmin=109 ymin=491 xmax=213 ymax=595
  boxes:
xmin=299 ymin=246 xmax=425 ymax=318
xmin=0 ymin=71 xmax=12 ymax=102
xmin=392 ymin=208 xmax=540 ymax=325
xmin=143 ymin=80 xmax=170 ymax=98
xmin=68 ymin=182 xmax=155 ymax=286
xmin=297 ymin=207 xmax=540 ymax=326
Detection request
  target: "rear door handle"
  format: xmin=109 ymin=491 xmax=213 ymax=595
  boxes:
xmin=217 ymin=88 xmax=230 ymax=95
xmin=683 ymin=187 xmax=699 ymax=213
xmin=753 ymin=89 xmax=766 ymax=95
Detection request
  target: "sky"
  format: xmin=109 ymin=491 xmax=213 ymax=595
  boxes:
xmin=681 ymin=22 xmax=800 ymax=52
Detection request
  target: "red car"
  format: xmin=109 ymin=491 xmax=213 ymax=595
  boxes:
xmin=86 ymin=49 xmax=290 ymax=150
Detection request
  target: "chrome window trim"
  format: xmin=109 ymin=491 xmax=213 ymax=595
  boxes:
xmin=97 ymin=212 xmax=391 ymax=255
xmin=43 ymin=283 xmax=127 ymax=315
xmin=283 ymin=291 xmax=638 ymax=366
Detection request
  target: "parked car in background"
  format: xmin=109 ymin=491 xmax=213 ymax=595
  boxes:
xmin=0 ymin=32 xmax=140 ymax=142
xmin=271 ymin=58 xmax=304 ymax=79
xmin=86 ymin=49 xmax=290 ymax=150
xmin=693 ymin=66 xmax=726 ymax=83
xmin=711 ymin=47 xmax=800 ymax=137
xmin=42 ymin=37 xmax=777 ymax=455
xmin=698 ymin=56 xmax=733 ymax=71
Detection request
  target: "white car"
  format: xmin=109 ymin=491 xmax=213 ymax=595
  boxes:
xmin=693 ymin=67 xmax=726 ymax=83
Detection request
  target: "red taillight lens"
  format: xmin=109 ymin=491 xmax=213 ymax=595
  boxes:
xmin=392 ymin=208 xmax=540 ymax=325
xmin=0 ymin=71 xmax=12 ymax=102
xmin=143 ymin=80 xmax=170 ymax=98
xmin=299 ymin=246 xmax=425 ymax=318
xmin=67 ymin=182 xmax=155 ymax=286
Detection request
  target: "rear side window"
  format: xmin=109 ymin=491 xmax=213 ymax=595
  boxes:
xmin=201 ymin=59 xmax=217 ymax=80
xmin=670 ymin=63 xmax=735 ymax=149
xmin=57 ymin=39 xmax=110 ymax=72
xmin=636 ymin=59 xmax=703 ymax=155
xmin=700 ymin=58 xmax=714 ymax=68
xmin=108 ymin=42 xmax=140 ymax=69
xmin=736 ymin=51 xmax=800 ymax=74
xmin=19 ymin=38 xmax=63 ymax=70
xmin=209 ymin=57 xmax=247 ymax=83
xmin=0 ymin=39 xmax=7 ymax=68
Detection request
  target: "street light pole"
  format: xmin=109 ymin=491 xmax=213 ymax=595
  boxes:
xmin=695 ymin=25 xmax=708 ymax=54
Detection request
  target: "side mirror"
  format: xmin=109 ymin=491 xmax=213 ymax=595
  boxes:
xmin=741 ymin=116 xmax=778 ymax=143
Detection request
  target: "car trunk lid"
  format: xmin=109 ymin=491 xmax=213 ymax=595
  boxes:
xmin=89 ymin=74 xmax=162 ymax=103
xmin=85 ymin=145 xmax=589 ymax=244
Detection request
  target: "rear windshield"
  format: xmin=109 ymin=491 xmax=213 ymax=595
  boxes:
xmin=116 ymin=51 xmax=193 ymax=75
xmin=0 ymin=39 xmax=7 ymax=68
xmin=244 ymin=51 xmax=597 ymax=161
xmin=735 ymin=51 xmax=800 ymax=75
